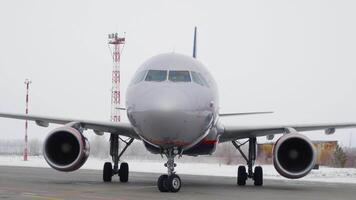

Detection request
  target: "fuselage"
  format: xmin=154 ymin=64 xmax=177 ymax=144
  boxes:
xmin=126 ymin=53 xmax=221 ymax=154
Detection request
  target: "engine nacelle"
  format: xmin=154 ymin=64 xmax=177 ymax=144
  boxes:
xmin=43 ymin=125 xmax=90 ymax=172
xmin=273 ymin=133 xmax=316 ymax=179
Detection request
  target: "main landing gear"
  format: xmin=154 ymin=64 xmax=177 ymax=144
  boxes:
xmin=232 ymin=137 xmax=263 ymax=186
xmin=103 ymin=134 xmax=134 ymax=183
xmin=157 ymin=148 xmax=182 ymax=193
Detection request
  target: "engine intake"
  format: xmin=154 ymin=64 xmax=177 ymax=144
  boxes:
xmin=43 ymin=126 xmax=89 ymax=172
xmin=273 ymin=133 xmax=316 ymax=179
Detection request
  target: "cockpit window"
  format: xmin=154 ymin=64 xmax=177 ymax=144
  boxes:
xmin=191 ymin=71 xmax=204 ymax=86
xmin=132 ymin=70 xmax=147 ymax=84
xmin=191 ymin=71 xmax=209 ymax=87
xmin=198 ymin=73 xmax=209 ymax=87
xmin=145 ymin=70 xmax=167 ymax=82
xmin=168 ymin=71 xmax=191 ymax=82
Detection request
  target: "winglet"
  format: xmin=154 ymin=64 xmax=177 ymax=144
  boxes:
xmin=192 ymin=26 xmax=197 ymax=58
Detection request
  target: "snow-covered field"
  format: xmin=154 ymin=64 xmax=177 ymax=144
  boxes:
xmin=1 ymin=155 xmax=356 ymax=184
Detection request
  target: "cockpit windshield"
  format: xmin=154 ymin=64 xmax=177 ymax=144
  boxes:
xmin=198 ymin=73 xmax=209 ymax=87
xmin=142 ymin=69 xmax=208 ymax=86
xmin=145 ymin=70 xmax=167 ymax=82
xmin=132 ymin=70 xmax=147 ymax=84
xmin=191 ymin=71 xmax=209 ymax=87
xmin=191 ymin=71 xmax=204 ymax=86
xmin=168 ymin=71 xmax=191 ymax=82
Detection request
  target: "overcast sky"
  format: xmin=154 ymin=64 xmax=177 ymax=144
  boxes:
xmin=0 ymin=0 xmax=356 ymax=146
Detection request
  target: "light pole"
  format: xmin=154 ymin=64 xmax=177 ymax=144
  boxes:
xmin=24 ymin=79 xmax=31 ymax=161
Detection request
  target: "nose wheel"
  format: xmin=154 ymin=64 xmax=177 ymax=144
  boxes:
xmin=157 ymin=174 xmax=181 ymax=192
xmin=157 ymin=148 xmax=182 ymax=192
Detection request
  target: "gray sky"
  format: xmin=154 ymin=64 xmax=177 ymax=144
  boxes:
xmin=0 ymin=0 xmax=356 ymax=146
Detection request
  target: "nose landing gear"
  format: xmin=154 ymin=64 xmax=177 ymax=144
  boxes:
xmin=103 ymin=134 xmax=134 ymax=183
xmin=157 ymin=148 xmax=182 ymax=193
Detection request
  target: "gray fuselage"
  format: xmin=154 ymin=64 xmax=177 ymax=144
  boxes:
xmin=126 ymin=53 xmax=220 ymax=153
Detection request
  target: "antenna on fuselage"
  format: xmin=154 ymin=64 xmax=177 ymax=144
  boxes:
xmin=192 ymin=26 xmax=197 ymax=58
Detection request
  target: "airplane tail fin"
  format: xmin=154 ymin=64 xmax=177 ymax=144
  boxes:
xmin=192 ymin=26 xmax=197 ymax=58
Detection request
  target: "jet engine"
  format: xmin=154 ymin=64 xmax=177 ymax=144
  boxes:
xmin=273 ymin=133 xmax=316 ymax=179
xmin=43 ymin=125 xmax=90 ymax=172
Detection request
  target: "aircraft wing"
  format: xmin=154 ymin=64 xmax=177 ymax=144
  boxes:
xmin=219 ymin=111 xmax=273 ymax=117
xmin=0 ymin=112 xmax=140 ymax=139
xmin=220 ymin=123 xmax=356 ymax=142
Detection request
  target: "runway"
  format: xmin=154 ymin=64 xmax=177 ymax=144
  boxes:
xmin=1 ymin=166 xmax=356 ymax=200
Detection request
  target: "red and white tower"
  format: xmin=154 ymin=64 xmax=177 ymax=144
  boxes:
xmin=108 ymin=33 xmax=125 ymax=122
xmin=24 ymin=79 xmax=31 ymax=161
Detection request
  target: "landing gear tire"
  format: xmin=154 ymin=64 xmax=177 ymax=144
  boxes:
xmin=167 ymin=174 xmax=181 ymax=193
xmin=157 ymin=175 xmax=169 ymax=192
xmin=233 ymin=138 xmax=264 ymax=187
xmin=103 ymin=162 xmax=113 ymax=182
xmin=237 ymin=165 xmax=247 ymax=186
xmin=119 ymin=162 xmax=129 ymax=183
xmin=253 ymin=166 xmax=263 ymax=186
xmin=157 ymin=174 xmax=181 ymax=193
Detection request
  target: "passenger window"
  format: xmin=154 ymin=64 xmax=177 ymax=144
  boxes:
xmin=132 ymin=70 xmax=147 ymax=84
xmin=169 ymin=71 xmax=191 ymax=82
xmin=145 ymin=70 xmax=167 ymax=82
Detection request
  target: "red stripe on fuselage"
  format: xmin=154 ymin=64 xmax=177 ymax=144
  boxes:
xmin=201 ymin=140 xmax=217 ymax=145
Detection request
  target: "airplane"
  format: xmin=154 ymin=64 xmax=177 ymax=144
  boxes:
xmin=1 ymin=27 xmax=356 ymax=193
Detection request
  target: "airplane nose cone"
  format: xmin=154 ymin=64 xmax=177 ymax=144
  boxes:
xmin=138 ymin=87 xmax=193 ymax=112
xmin=127 ymin=86 xmax=213 ymax=148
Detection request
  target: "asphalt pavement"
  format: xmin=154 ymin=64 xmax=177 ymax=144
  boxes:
xmin=0 ymin=165 xmax=355 ymax=200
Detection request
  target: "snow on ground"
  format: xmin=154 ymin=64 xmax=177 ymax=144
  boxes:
xmin=1 ymin=155 xmax=356 ymax=184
